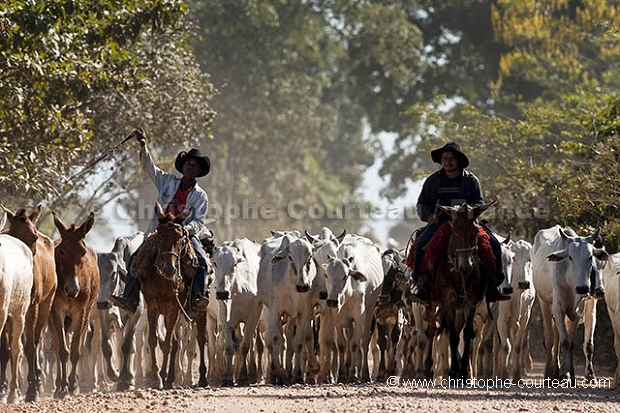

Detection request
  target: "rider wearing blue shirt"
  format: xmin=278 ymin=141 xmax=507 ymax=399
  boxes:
xmin=111 ymin=128 xmax=211 ymax=315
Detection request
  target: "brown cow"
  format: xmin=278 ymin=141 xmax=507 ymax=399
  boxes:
xmin=1 ymin=205 xmax=57 ymax=402
xmin=50 ymin=212 xmax=100 ymax=398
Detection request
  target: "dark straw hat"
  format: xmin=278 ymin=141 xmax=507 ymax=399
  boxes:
xmin=175 ymin=148 xmax=211 ymax=177
xmin=430 ymin=142 xmax=470 ymax=168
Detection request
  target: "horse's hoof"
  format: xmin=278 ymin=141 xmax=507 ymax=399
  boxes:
xmin=221 ymin=379 xmax=234 ymax=387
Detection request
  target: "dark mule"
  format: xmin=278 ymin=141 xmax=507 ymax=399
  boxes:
xmin=423 ymin=202 xmax=495 ymax=380
xmin=50 ymin=212 xmax=100 ymax=398
xmin=131 ymin=202 xmax=203 ymax=389
xmin=1 ymin=205 xmax=57 ymax=402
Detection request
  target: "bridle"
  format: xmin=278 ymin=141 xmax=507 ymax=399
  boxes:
xmin=154 ymin=222 xmax=192 ymax=282
xmin=446 ymin=223 xmax=479 ymax=275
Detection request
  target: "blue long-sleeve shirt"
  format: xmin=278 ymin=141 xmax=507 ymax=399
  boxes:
xmin=140 ymin=145 xmax=209 ymax=237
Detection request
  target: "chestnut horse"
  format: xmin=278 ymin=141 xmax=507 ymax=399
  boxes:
xmin=50 ymin=212 xmax=100 ymax=398
xmin=422 ymin=202 xmax=495 ymax=380
xmin=1 ymin=205 xmax=57 ymax=402
xmin=131 ymin=202 xmax=207 ymax=389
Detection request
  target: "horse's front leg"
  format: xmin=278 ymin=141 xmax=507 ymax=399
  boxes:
xmin=49 ymin=309 xmax=70 ymax=399
xmin=460 ymin=308 xmax=477 ymax=380
xmin=147 ymin=308 xmax=163 ymax=389
xmin=162 ymin=311 xmax=180 ymax=389
xmin=68 ymin=310 xmax=91 ymax=395
xmin=446 ymin=316 xmax=463 ymax=380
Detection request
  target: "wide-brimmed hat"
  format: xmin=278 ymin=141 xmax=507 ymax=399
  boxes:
xmin=430 ymin=142 xmax=469 ymax=168
xmin=175 ymin=148 xmax=210 ymax=177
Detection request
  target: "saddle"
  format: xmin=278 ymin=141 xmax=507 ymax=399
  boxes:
xmin=406 ymin=222 xmax=496 ymax=275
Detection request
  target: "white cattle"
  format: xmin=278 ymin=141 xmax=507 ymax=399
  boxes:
xmin=95 ymin=232 xmax=147 ymax=392
xmin=602 ymin=252 xmax=620 ymax=387
xmin=320 ymin=234 xmax=384 ymax=383
xmin=213 ymin=238 xmax=262 ymax=386
xmin=0 ymin=233 xmax=34 ymax=404
xmin=258 ymin=231 xmax=317 ymax=384
xmin=496 ymin=239 xmax=536 ymax=380
xmin=531 ymin=225 xmax=608 ymax=382
xmin=305 ymin=227 xmax=347 ymax=384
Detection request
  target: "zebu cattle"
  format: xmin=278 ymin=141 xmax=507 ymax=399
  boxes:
xmin=531 ymin=225 xmax=608 ymax=382
xmin=320 ymin=234 xmax=384 ymax=383
xmin=1 ymin=205 xmax=57 ymax=402
xmin=374 ymin=248 xmax=407 ymax=381
xmin=0 ymin=229 xmax=34 ymax=404
xmin=95 ymin=232 xmax=145 ymax=391
xmin=496 ymin=239 xmax=536 ymax=380
xmin=305 ymin=227 xmax=347 ymax=384
xmin=213 ymin=238 xmax=262 ymax=386
xmin=601 ymin=252 xmax=620 ymax=387
xmin=257 ymin=231 xmax=317 ymax=384
xmin=50 ymin=212 xmax=100 ymax=398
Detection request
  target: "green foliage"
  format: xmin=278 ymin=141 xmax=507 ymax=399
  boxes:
xmin=0 ymin=1 xmax=215 ymax=226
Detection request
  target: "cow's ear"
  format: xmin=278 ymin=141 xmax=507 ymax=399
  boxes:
xmin=547 ymin=249 xmax=568 ymax=262
xmin=350 ymin=271 xmax=367 ymax=282
xmin=271 ymin=245 xmax=290 ymax=264
xmin=594 ymin=248 xmax=609 ymax=261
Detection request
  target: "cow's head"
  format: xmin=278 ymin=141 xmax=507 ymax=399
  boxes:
xmin=322 ymin=251 xmax=367 ymax=309
xmin=272 ymin=238 xmax=316 ymax=293
xmin=511 ymin=240 xmax=533 ymax=290
xmin=547 ymin=227 xmax=608 ymax=296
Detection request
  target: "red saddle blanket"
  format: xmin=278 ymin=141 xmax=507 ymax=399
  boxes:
xmin=406 ymin=222 xmax=496 ymax=274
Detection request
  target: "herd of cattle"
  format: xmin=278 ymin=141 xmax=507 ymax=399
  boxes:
xmin=1 ymin=204 xmax=620 ymax=404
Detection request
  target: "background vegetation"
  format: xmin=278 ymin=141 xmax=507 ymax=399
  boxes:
xmin=1 ymin=0 xmax=619 ymax=250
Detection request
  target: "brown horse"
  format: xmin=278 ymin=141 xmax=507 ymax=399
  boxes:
xmin=131 ymin=202 xmax=206 ymax=389
xmin=422 ymin=202 xmax=495 ymax=380
xmin=1 ymin=205 xmax=57 ymax=402
xmin=50 ymin=212 xmax=100 ymax=398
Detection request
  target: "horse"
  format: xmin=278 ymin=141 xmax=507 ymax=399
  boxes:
xmin=0 ymin=205 xmax=57 ymax=402
xmin=0 ymin=212 xmax=34 ymax=404
xmin=49 ymin=211 xmax=100 ymax=398
xmin=422 ymin=202 xmax=496 ymax=380
xmin=130 ymin=202 xmax=206 ymax=389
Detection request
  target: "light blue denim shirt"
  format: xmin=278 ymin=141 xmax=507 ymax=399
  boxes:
xmin=140 ymin=145 xmax=209 ymax=237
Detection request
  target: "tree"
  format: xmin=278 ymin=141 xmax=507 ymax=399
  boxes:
xmin=186 ymin=0 xmax=427 ymax=241
xmin=0 ymin=0 xmax=216 ymax=233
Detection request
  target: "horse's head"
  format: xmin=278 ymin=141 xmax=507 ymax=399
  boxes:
xmin=53 ymin=211 xmax=96 ymax=298
xmin=1 ymin=204 xmax=42 ymax=255
xmin=153 ymin=202 xmax=192 ymax=281
xmin=438 ymin=202 xmax=496 ymax=276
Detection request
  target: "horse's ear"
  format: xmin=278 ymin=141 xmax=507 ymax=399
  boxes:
xmin=1 ymin=204 xmax=15 ymax=220
xmin=473 ymin=200 xmax=497 ymax=220
xmin=52 ymin=211 xmax=68 ymax=233
xmin=78 ymin=212 xmax=95 ymax=236
xmin=30 ymin=204 xmax=43 ymax=224
xmin=155 ymin=202 xmax=165 ymax=219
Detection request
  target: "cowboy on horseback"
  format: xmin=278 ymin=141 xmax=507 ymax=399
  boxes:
xmin=111 ymin=128 xmax=211 ymax=315
xmin=408 ymin=141 xmax=510 ymax=304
